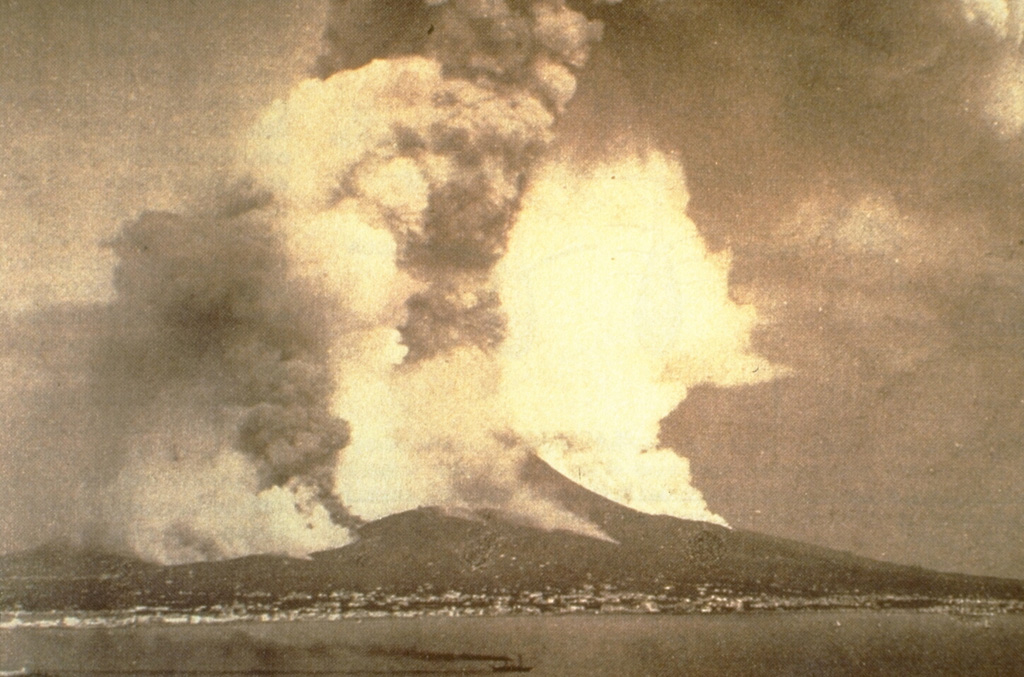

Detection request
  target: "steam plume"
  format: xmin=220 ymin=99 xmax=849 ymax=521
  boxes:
xmin=248 ymin=0 xmax=616 ymax=532
xmin=249 ymin=0 xmax=778 ymax=531
xmin=5 ymin=0 xmax=1024 ymax=579
xmin=89 ymin=0 xmax=780 ymax=560
xmin=497 ymin=156 xmax=777 ymax=523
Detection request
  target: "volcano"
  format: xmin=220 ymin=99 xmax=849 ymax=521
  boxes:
xmin=2 ymin=459 xmax=1022 ymax=615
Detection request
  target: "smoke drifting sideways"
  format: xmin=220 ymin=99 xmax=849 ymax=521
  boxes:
xmin=48 ymin=0 xmax=779 ymax=563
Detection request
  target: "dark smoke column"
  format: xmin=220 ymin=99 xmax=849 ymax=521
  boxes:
xmin=315 ymin=0 xmax=603 ymax=361
xmin=98 ymin=202 xmax=357 ymax=562
xmin=237 ymin=0 xmax=612 ymax=527
xmin=249 ymin=0 xmax=776 ymax=529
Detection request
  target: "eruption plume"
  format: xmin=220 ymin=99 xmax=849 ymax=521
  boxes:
xmin=497 ymin=156 xmax=777 ymax=523
xmin=96 ymin=205 xmax=355 ymax=562
xmin=90 ymin=0 xmax=780 ymax=561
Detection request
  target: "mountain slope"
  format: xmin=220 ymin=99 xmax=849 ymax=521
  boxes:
xmin=4 ymin=508 xmax=1023 ymax=611
xmin=2 ymin=460 xmax=1023 ymax=610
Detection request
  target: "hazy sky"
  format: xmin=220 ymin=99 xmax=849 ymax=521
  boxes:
xmin=0 ymin=0 xmax=325 ymax=309
xmin=0 ymin=0 xmax=329 ymax=555
xmin=2 ymin=0 xmax=1024 ymax=579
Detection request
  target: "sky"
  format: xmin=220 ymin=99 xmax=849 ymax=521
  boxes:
xmin=1 ymin=0 xmax=1023 ymax=580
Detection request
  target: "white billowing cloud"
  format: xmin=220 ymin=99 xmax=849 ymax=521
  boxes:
xmin=353 ymin=157 xmax=431 ymax=228
xmin=244 ymin=58 xmax=438 ymax=209
xmin=496 ymin=154 xmax=779 ymax=523
xmin=287 ymin=202 xmax=414 ymax=323
xmin=535 ymin=439 xmax=726 ymax=525
xmin=533 ymin=57 xmax=579 ymax=112
xmin=244 ymin=56 xmax=553 ymax=214
xmin=112 ymin=434 xmax=351 ymax=564
xmin=533 ymin=2 xmax=604 ymax=68
xmin=330 ymin=154 xmax=782 ymax=528
xmin=239 ymin=5 xmax=781 ymax=538
xmin=243 ymin=37 xmax=608 ymax=537
xmin=332 ymin=346 xmax=503 ymax=522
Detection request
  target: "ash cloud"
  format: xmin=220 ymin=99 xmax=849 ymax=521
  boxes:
xmin=104 ymin=206 xmax=350 ymax=502
xmin=93 ymin=201 xmax=356 ymax=562
xmin=77 ymin=0 xmax=781 ymax=556
xmin=3 ymin=0 xmax=881 ymax=563
xmin=256 ymin=0 xmax=604 ymax=361
xmin=250 ymin=0 xmax=645 ymax=531
xmin=3 ymin=0 xmax=1023 ymax=578
xmin=0 ymin=199 xmax=360 ymax=563
xmin=276 ymin=0 xmax=779 ymax=531
xmin=575 ymin=0 xmax=1024 ymax=243
xmin=563 ymin=0 xmax=1024 ymax=576
xmin=0 ymin=0 xmax=620 ymax=560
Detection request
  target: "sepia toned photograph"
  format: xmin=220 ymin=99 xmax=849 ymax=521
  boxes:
xmin=2 ymin=1 xmax=1024 ymax=674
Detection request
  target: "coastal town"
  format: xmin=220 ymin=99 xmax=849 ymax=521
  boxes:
xmin=3 ymin=585 xmax=1022 ymax=629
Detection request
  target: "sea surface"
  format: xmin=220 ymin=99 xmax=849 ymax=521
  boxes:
xmin=2 ymin=611 xmax=1023 ymax=676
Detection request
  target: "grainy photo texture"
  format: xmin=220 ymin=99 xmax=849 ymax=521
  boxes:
xmin=1 ymin=1 xmax=1024 ymax=675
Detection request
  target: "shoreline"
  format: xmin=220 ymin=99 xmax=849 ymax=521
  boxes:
xmin=3 ymin=595 xmax=1022 ymax=630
